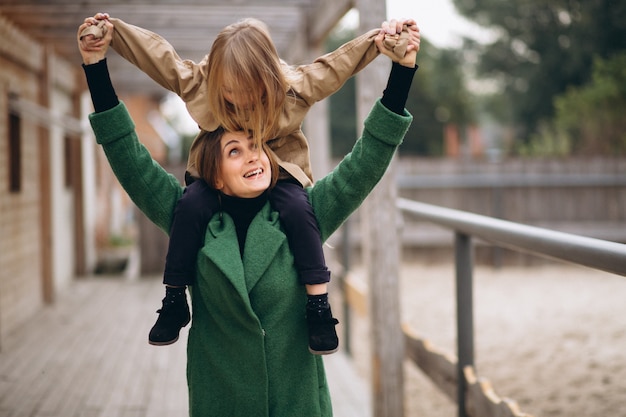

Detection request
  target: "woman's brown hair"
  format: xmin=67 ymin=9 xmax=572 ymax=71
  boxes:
xmin=194 ymin=128 xmax=279 ymax=192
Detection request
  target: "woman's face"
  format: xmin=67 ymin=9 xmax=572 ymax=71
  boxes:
xmin=215 ymin=131 xmax=272 ymax=198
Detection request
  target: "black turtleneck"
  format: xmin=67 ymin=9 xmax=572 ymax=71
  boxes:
xmin=220 ymin=191 xmax=269 ymax=256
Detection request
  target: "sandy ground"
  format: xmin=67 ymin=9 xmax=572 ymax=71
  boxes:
xmin=346 ymin=262 xmax=626 ymax=417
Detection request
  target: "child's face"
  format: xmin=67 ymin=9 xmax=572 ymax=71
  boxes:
xmin=221 ymin=76 xmax=257 ymax=109
xmin=215 ymin=131 xmax=271 ymax=198
xmin=221 ymin=71 xmax=266 ymax=110
xmin=222 ymin=86 xmax=250 ymax=108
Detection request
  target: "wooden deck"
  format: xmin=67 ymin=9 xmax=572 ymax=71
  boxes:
xmin=0 ymin=276 xmax=371 ymax=417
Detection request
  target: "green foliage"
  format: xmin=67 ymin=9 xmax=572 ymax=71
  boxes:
xmin=180 ymin=132 xmax=196 ymax=164
xmin=453 ymin=0 xmax=626 ymax=149
xmin=326 ymin=30 xmax=475 ymax=157
xmin=109 ymin=234 xmax=135 ymax=248
xmin=325 ymin=27 xmax=358 ymax=158
xmin=524 ymin=52 xmax=626 ymax=156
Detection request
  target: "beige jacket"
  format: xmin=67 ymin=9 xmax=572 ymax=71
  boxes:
xmin=108 ymin=17 xmax=407 ymax=186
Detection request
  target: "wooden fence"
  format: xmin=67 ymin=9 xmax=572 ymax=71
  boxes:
xmin=396 ymin=157 xmax=626 ymax=245
xmin=339 ymin=157 xmax=626 ymax=266
xmin=338 ymin=197 xmax=626 ymax=417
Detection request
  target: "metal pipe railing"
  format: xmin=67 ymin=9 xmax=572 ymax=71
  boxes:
xmin=455 ymin=232 xmax=474 ymax=417
xmin=397 ymin=198 xmax=626 ymax=277
xmin=397 ymin=198 xmax=626 ymax=417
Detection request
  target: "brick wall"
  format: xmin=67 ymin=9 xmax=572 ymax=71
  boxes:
xmin=0 ymin=17 xmax=44 ymax=347
xmin=0 ymin=15 xmax=81 ymax=349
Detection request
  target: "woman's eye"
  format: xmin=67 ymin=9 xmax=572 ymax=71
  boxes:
xmin=228 ymin=148 xmax=239 ymax=156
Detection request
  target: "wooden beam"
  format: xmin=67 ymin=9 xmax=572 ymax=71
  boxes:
xmin=464 ymin=367 xmax=535 ymax=417
xmin=0 ymin=1 xmax=320 ymax=93
xmin=403 ymin=324 xmax=458 ymax=401
xmin=404 ymin=323 xmax=535 ymax=417
xmin=0 ymin=0 xmax=312 ymax=5
xmin=0 ymin=13 xmax=43 ymax=71
xmin=38 ymin=46 xmax=54 ymax=304
xmin=344 ymin=272 xmax=369 ymax=317
xmin=306 ymin=0 xmax=353 ymax=45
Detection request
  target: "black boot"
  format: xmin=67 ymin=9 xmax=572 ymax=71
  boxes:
xmin=149 ymin=286 xmax=191 ymax=346
xmin=306 ymin=294 xmax=339 ymax=355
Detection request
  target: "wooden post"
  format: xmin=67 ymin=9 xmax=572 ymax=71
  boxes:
xmin=38 ymin=47 xmax=54 ymax=304
xmin=303 ymin=44 xmax=331 ymax=179
xmin=71 ymin=73 xmax=87 ymax=277
xmin=356 ymin=1 xmax=405 ymax=416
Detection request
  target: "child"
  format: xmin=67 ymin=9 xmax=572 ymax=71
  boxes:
xmin=80 ymin=15 xmax=419 ymax=354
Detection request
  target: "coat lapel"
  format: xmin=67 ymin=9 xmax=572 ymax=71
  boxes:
xmin=243 ymin=206 xmax=287 ymax=291
xmin=201 ymin=205 xmax=287 ymax=300
xmin=201 ymin=215 xmax=248 ymax=301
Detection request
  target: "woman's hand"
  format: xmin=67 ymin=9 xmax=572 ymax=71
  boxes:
xmin=376 ymin=18 xmax=420 ymax=68
xmin=77 ymin=13 xmax=114 ymax=65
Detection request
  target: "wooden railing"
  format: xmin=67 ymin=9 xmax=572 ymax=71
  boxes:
xmin=339 ymin=199 xmax=626 ymax=417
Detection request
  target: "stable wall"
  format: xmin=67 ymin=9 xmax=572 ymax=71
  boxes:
xmin=0 ymin=14 xmax=86 ymax=348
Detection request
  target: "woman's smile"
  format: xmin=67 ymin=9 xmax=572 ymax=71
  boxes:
xmin=244 ymin=167 xmax=264 ymax=179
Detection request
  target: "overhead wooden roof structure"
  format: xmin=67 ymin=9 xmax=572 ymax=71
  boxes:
xmin=0 ymin=0 xmax=354 ymax=95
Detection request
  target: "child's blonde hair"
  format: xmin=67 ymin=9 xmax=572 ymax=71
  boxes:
xmin=206 ymin=18 xmax=288 ymax=148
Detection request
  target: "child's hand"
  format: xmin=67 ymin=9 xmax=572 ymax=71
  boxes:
xmin=77 ymin=14 xmax=114 ymax=65
xmin=402 ymin=19 xmax=420 ymax=54
xmin=376 ymin=18 xmax=420 ymax=68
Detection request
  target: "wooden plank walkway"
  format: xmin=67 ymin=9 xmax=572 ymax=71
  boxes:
xmin=0 ymin=276 xmax=371 ymax=417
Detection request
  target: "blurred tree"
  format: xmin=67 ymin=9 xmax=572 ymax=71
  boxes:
xmin=326 ymin=28 xmax=358 ymax=157
xmin=409 ymin=43 xmax=477 ymax=156
xmin=327 ymin=29 xmax=474 ymax=157
xmin=524 ymin=52 xmax=626 ymax=156
xmin=452 ymin=0 xmax=626 ymax=150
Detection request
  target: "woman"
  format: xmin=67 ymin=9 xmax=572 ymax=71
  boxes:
xmin=78 ymin=19 xmax=417 ymax=417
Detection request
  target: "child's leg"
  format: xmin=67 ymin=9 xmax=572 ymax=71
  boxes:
xmin=163 ymin=178 xmax=219 ymax=286
xmin=270 ymin=180 xmax=330 ymax=285
xmin=270 ymin=180 xmax=339 ymax=355
xmin=149 ymin=178 xmax=220 ymax=346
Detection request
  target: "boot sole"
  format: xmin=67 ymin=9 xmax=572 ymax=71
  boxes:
xmin=309 ymin=347 xmax=338 ymax=355
xmin=149 ymin=335 xmax=180 ymax=346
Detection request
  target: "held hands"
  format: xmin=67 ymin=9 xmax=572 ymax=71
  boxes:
xmin=376 ymin=18 xmax=420 ymax=68
xmin=77 ymin=13 xmax=114 ymax=65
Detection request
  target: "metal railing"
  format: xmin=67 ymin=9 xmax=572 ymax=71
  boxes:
xmin=396 ymin=198 xmax=626 ymax=417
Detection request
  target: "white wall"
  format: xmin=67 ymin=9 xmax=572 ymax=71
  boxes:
xmin=80 ymin=93 xmax=99 ymax=274
xmin=49 ymin=88 xmax=76 ymax=294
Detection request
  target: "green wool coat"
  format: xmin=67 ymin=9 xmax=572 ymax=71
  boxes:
xmin=89 ymin=99 xmax=412 ymax=417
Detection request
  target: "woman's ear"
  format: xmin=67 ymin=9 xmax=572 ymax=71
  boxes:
xmin=214 ymin=177 xmax=224 ymax=190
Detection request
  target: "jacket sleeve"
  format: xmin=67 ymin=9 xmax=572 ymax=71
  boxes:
xmin=88 ymin=102 xmax=184 ymax=234
xmin=290 ymin=28 xmax=382 ymax=106
xmin=109 ymin=17 xmax=207 ymax=104
xmin=308 ymin=99 xmax=412 ymax=241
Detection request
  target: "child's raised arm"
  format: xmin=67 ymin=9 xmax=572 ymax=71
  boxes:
xmin=80 ymin=13 xmax=206 ymax=105
xmin=287 ymin=18 xmax=415 ymax=105
xmin=79 ymin=13 xmax=414 ymax=118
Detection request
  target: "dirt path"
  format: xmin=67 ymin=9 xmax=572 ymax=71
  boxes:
xmin=347 ymin=263 xmax=626 ymax=417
